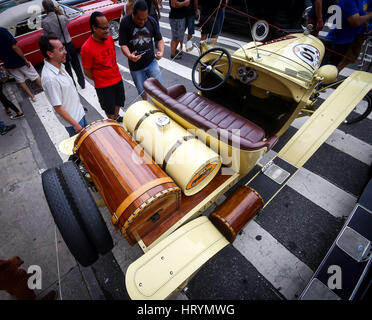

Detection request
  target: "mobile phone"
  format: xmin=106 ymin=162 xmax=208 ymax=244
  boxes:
xmin=136 ymin=49 xmax=150 ymax=56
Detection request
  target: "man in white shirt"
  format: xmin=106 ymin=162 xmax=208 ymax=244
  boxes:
xmin=38 ymin=35 xmax=86 ymax=137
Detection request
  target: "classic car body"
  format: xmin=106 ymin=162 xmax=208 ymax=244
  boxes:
xmin=0 ymin=0 xmax=124 ymax=65
xmin=43 ymin=28 xmax=372 ymax=300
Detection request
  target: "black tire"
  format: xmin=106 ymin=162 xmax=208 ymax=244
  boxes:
xmin=59 ymin=162 xmax=113 ymax=255
xmin=344 ymin=92 xmax=372 ymax=125
xmin=42 ymin=168 xmax=98 ymax=267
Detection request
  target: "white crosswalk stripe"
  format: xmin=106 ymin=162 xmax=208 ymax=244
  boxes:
xmin=259 ymin=150 xmax=357 ymax=219
xmin=292 ymin=117 xmax=372 ymax=165
xmin=26 ymin=5 xmax=371 ymax=300
xmin=234 ymin=220 xmax=314 ymax=299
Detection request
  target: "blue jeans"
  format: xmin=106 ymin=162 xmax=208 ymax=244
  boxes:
xmin=217 ymin=9 xmax=225 ymax=35
xmin=185 ymin=15 xmax=195 ymax=36
xmin=130 ymin=59 xmax=163 ymax=96
xmin=65 ymin=115 xmax=87 ymax=137
xmin=0 ymin=120 xmax=5 ymax=131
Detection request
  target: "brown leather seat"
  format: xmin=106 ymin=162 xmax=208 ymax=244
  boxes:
xmin=143 ymin=78 xmax=278 ymax=151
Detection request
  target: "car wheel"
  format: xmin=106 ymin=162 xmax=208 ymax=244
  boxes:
xmin=252 ymin=20 xmax=270 ymax=42
xmin=109 ymin=20 xmax=120 ymax=41
xmin=59 ymin=161 xmax=114 ymax=255
xmin=42 ymin=167 xmax=98 ymax=267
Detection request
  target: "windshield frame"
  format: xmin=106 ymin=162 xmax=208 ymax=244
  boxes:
xmin=203 ymin=37 xmax=315 ymax=83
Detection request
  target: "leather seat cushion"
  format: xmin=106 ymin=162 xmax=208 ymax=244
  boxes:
xmin=143 ymin=78 xmax=278 ymax=151
xmin=176 ymin=92 xmax=266 ymax=143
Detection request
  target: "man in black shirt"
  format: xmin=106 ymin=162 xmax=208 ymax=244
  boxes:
xmin=119 ymin=0 xmax=165 ymax=100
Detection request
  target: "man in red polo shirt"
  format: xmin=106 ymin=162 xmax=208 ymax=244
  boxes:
xmin=81 ymin=11 xmax=125 ymax=122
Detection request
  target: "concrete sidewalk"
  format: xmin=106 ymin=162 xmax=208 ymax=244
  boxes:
xmin=0 ymin=113 xmax=101 ymax=299
xmin=0 ymin=81 xmax=187 ymax=301
xmin=0 ymin=82 xmax=134 ymax=300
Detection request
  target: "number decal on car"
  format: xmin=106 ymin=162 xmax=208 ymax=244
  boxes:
xmin=293 ymin=44 xmax=321 ymax=70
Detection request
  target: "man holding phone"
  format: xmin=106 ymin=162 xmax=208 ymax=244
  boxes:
xmin=119 ymin=0 xmax=164 ymax=100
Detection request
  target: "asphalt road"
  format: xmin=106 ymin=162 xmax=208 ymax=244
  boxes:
xmin=0 ymin=1 xmax=371 ymax=301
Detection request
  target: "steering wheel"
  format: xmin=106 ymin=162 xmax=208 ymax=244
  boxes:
xmin=192 ymin=47 xmax=232 ymax=92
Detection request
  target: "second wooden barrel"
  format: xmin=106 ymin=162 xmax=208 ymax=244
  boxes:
xmin=210 ymin=185 xmax=264 ymax=243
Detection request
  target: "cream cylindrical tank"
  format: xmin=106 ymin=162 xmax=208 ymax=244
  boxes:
xmin=124 ymin=101 xmax=221 ymax=196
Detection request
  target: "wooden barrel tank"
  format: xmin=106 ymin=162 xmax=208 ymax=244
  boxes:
xmin=73 ymin=119 xmax=181 ymax=245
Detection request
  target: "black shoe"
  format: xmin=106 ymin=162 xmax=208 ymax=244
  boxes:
xmin=115 ymin=115 xmax=123 ymax=123
xmin=68 ymin=154 xmax=78 ymax=162
xmin=171 ymin=49 xmax=183 ymax=59
xmin=171 ymin=53 xmax=182 ymax=60
xmin=10 ymin=113 xmax=24 ymax=120
xmin=0 ymin=124 xmax=16 ymax=135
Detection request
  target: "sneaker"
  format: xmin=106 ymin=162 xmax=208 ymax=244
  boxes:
xmin=0 ymin=124 xmax=16 ymax=135
xmin=10 ymin=113 xmax=24 ymax=120
xmin=5 ymin=109 xmax=11 ymax=115
xmin=115 ymin=115 xmax=123 ymax=123
xmin=171 ymin=53 xmax=182 ymax=60
xmin=186 ymin=40 xmax=193 ymax=52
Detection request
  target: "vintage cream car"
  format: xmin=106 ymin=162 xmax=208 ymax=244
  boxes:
xmin=42 ymin=31 xmax=372 ymax=300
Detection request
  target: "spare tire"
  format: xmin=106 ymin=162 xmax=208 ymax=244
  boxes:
xmin=59 ymin=161 xmax=114 ymax=255
xmin=42 ymin=168 xmax=98 ymax=267
xmin=252 ymin=20 xmax=270 ymax=42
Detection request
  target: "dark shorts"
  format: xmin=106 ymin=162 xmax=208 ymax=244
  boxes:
xmin=95 ymin=80 xmax=125 ymax=115
xmin=185 ymin=15 xmax=195 ymax=35
xmin=169 ymin=18 xmax=186 ymax=40
xmin=339 ymin=34 xmax=365 ymax=65
xmin=200 ymin=13 xmax=219 ymax=37
xmin=322 ymin=40 xmax=349 ymax=66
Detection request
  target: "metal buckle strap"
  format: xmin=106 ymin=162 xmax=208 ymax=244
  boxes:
xmin=162 ymin=135 xmax=195 ymax=171
xmin=133 ymin=110 xmax=164 ymax=141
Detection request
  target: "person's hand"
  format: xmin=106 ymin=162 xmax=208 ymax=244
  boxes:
xmin=184 ymin=0 xmax=190 ymax=6
xmin=73 ymin=123 xmax=83 ymax=134
xmin=129 ymin=51 xmax=142 ymax=62
xmin=25 ymin=60 xmax=31 ymax=68
xmin=155 ymin=51 xmax=163 ymax=60
xmin=316 ymin=18 xmax=323 ymax=32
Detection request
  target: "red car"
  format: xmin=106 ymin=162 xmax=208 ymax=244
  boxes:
xmin=0 ymin=0 xmax=124 ymax=66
